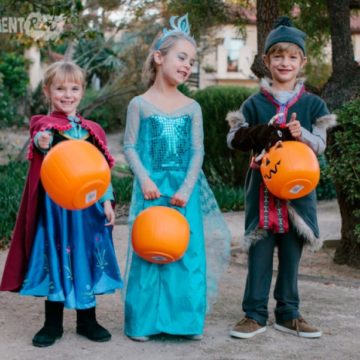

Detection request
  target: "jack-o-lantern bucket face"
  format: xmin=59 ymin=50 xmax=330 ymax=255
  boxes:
xmin=260 ymin=141 xmax=320 ymax=199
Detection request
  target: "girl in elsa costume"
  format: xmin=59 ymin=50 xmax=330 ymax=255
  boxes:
xmin=123 ymin=14 xmax=231 ymax=342
xmin=0 ymin=61 xmax=123 ymax=347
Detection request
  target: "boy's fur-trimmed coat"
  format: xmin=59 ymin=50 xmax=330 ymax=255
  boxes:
xmin=226 ymin=79 xmax=337 ymax=251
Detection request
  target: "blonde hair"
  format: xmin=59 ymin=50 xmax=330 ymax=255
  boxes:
xmin=142 ymin=32 xmax=197 ymax=88
xmin=265 ymin=42 xmax=305 ymax=60
xmin=263 ymin=42 xmax=306 ymax=79
xmin=43 ymin=61 xmax=86 ymax=89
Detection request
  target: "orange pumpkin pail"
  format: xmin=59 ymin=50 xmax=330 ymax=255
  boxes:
xmin=260 ymin=141 xmax=320 ymax=200
xmin=131 ymin=206 xmax=190 ymax=264
xmin=40 ymin=140 xmax=111 ymax=210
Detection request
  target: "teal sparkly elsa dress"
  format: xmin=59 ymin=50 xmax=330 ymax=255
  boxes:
xmin=123 ymin=96 xmax=231 ymax=337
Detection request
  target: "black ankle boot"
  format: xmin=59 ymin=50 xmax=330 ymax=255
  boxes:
xmin=76 ymin=307 xmax=111 ymax=342
xmin=32 ymin=300 xmax=64 ymax=347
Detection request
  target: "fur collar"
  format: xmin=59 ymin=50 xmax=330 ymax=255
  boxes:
xmin=226 ymin=109 xmax=247 ymax=128
xmin=260 ymin=77 xmax=305 ymax=100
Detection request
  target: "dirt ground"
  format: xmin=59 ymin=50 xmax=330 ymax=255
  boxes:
xmin=1 ymin=130 xmax=360 ymax=359
xmin=1 ymin=200 xmax=360 ymax=360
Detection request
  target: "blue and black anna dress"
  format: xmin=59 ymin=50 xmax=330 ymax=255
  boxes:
xmin=20 ymin=115 xmax=123 ymax=309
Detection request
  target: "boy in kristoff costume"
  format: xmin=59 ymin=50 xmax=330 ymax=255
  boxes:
xmin=226 ymin=16 xmax=336 ymax=339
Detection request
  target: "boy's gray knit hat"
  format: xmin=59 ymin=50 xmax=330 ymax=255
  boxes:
xmin=264 ymin=16 xmax=306 ymax=54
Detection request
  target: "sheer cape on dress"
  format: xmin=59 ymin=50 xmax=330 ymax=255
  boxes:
xmin=123 ymin=96 xmax=231 ymax=317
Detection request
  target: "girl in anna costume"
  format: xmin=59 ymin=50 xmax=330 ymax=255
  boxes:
xmin=0 ymin=61 xmax=123 ymax=347
xmin=123 ymin=14 xmax=231 ymax=342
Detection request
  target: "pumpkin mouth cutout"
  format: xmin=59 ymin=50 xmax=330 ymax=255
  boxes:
xmin=260 ymin=141 xmax=320 ymax=200
xmin=263 ymin=160 xmax=281 ymax=180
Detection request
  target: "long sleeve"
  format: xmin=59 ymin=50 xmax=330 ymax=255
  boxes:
xmin=123 ymin=98 xmax=151 ymax=187
xmin=99 ymin=183 xmax=114 ymax=203
xmin=177 ymin=104 xmax=205 ymax=201
xmin=300 ymin=113 xmax=336 ymax=155
xmin=300 ymin=127 xmax=325 ymax=155
xmin=295 ymin=95 xmax=335 ymax=155
xmin=33 ymin=130 xmax=54 ymax=153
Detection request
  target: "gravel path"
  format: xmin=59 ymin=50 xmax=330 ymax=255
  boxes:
xmin=1 ymin=200 xmax=360 ymax=360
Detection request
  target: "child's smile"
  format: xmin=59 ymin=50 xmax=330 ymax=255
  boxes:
xmin=264 ymin=48 xmax=306 ymax=90
xmin=157 ymin=39 xmax=196 ymax=86
xmin=45 ymin=80 xmax=83 ymax=116
xmin=177 ymin=69 xmax=190 ymax=80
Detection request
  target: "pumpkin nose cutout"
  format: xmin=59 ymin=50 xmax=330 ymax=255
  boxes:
xmin=266 ymin=158 xmax=271 ymax=166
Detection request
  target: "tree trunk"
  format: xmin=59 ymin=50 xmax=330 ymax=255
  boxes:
xmin=250 ymin=0 xmax=278 ymax=78
xmin=321 ymin=0 xmax=360 ymax=268
xmin=327 ymin=129 xmax=360 ymax=268
xmin=333 ymin=186 xmax=360 ymax=268
xmin=321 ymin=0 xmax=360 ymax=110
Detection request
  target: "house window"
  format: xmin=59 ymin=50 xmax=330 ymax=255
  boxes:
xmin=224 ymin=38 xmax=244 ymax=72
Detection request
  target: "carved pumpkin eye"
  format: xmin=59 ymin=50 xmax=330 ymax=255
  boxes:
xmin=260 ymin=141 xmax=320 ymax=200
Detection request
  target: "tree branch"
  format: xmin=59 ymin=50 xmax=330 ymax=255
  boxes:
xmin=326 ymin=0 xmax=356 ymax=73
xmin=250 ymin=0 xmax=279 ymax=78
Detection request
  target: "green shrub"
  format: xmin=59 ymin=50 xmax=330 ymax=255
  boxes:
xmin=30 ymin=82 xmax=48 ymax=116
xmin=0 ymin=52 xmax=28 ymax=98
xmin=316 ymin=154 xmax=337 ymax=200
xmin=112 ymin=175 xmax=133 ymax=204
xmin=193 ymin=85 xmax=255 ymax=186
xmin=0 ymin=161 xmax=28 ymax=248
xmin=355 ymin=210 xmax=360 ymax=241
xmin=178 ymin=83 xmax=192 ymax=97
xmin=212 ymin=185 xmax=244 ymax=211
xmin=0 ymin=52 xmax=29 ymax=127
xmin=0 ymin=77 xmax=17 ymax=126
xmin=80 ymin=89 xmax=126 ymax=131
xmin=327 ymin=99 xmax=360 ymax=241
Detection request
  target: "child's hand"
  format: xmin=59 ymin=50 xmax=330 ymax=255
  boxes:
xmin=38 ymin=132 xmax=52 ymax=150
xmin=142 ymin=178 xmax=160 ymax=200
xmin=103 ymin=200 xmax=115 ymax=227
xmin=287 ymin=112 xmax=302 ymax=139
xmin=170 ymin=193 xmax=186 ymax=207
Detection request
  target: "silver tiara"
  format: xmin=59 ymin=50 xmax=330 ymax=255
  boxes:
xmin=155 ymin=14 xmax=192 ymax=50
